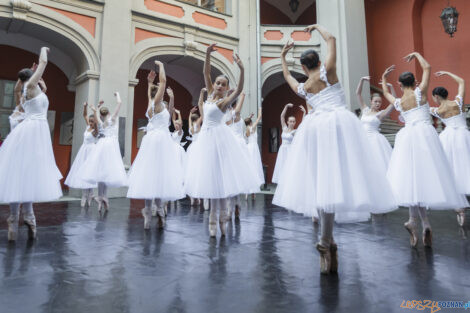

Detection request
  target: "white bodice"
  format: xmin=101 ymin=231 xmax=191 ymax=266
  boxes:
xmin=22 ymin=86 xmax=49 ymax=121
xmin=202 ymin=99 xmax=225 ymax=129
xmin=148 ymin=108 xmax=170 ymax=132
xmin=101 ymin=118 xmax=118 ymax=138
xmin=361 ymin=108 xmax=381 ymax=133
xmin=9 ymin=107 xmax=25 ymax=130
xmin=172 ymin=130 xmax=183 ymax=143
xmin=247 ymin=126 xmax=258 ymax=144
xmin=394 ymin=88 xmax=431 ymax=126
xmin=83 ymin=127 xmax=97 ymax=144
xmin=430 ymin=96 xmax=468 ymax=129
xmin=281 ymin=127 xmax=295 ymax=145
xmin=297 ymin=65 xmax=347 ymax=114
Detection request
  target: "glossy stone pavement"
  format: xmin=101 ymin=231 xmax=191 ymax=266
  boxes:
xmin=0 ymin=195 xmax=469 ymax=313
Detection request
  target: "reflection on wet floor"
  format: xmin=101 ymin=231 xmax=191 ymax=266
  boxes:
xmin=0 ymin=195 xmax=469 ymax=313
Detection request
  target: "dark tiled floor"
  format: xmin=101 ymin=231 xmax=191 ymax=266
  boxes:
xmin=0 ymin=195 xmax=469 ymax=313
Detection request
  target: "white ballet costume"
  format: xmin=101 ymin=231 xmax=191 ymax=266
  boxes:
xmin=184 ymin=98 xmax=261 ymax=199
xmin=246 ymin=126 xmax=265 ymax=185
xmin=172 ymin=130 xmax=187 ymax=174
xmin=82 ymin=117 xmax=128 ymax=188
xmin=65 ymin=127 xmax=97 ymax=189
xmin=430 ymin=96 xmax=470 ymax=195
xmin=387 ymin=88 xmax=468 ymax=209
xmin=0 ymin=86 xmax=63 ymax=203
xmin=360 ymin=107 xmax=393 ymax=174
xmin=8 ymin=107 xmax=25 ymax=130
xmin=271 ymin=127 xmax=295 ymax=183
xmin=273 ymin=65 xmax=397 ymax=223
xmin=127 ymin=106 xmax=185 ymax=200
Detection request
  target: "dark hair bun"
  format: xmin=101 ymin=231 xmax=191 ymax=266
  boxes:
xmin=300 ymin=49 xmax=320 ymax=70
xmin=398 ymin=72 xmax=415 ymax=87
xmin=432 ymin=86 xmax=448 ymax=99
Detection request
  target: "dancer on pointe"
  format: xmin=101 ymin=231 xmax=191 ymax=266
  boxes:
xmin=273 ymin=25 xmax=397 ymax=274
xmin=187 ymin=102 xmax=203 ymax=207
xmin=82 ymin=92 xmax=128 ymax=211
xmin=382 ymin=53 xmax=468 ymax=248
xmin=245 ymin=107 xmax=265 ymax=200
xmin=356 ymin=76 xmax=396 ymax=173
xmin=430 ymin=70 xmax=470 ymax=226
xmin=65 ymin=102 xmax=99 ymax=208
xmin=127 ymin=61 xmax=185 ymax=229
xmin=272 ymin=103 xmax=305 ymax=184
xmin=184 ymin=44 xmax=259 ymax=237
xmin=0 ymin=47 xmax=63 ymax=241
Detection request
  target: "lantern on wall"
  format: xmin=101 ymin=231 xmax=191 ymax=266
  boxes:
xmin=440 ymin=5 xmax=459 ymax=37
xmin=289 ymin=0 xmax=299 ymax=13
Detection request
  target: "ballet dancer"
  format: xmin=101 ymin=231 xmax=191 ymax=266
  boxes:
xmin=187 ymin=101 xmax=203 ymax=207
xmin=273 ymin=25 xmax=397 ymax=274
xmin=65 ymin=102 xmax=99 ymax=207
xmin=430 ymin=70 xmax=469 ymax=226
xmin=245 ymin=107 xmax=264 ymax=200
xmin=356 ymin=76 xmax=396 ymax=173
xmin=82 ymin=92 xmax=128 ymax=211
xmin=271 ymin=103 xmax=304 ymax=184
xmin=0 ymin=47 xmax=63 ymax=241
xmin=184 ymin=44 xmax=259 ymax=237
xmin=382 ymin=53 xmax=468 ymax=248
xmin=127 ymin=61 xmax=185 ymax=229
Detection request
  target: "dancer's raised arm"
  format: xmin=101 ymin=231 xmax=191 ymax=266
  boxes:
xmin=252 ymin=107 xmax=262 ymax=129
xmin=356 ymin=76 xmax=370 ymax=110
xmin=299 ymin=105 xmax=306 ymax=118
xmin=377 ymin=83 xmax=396 ymax=121
xmin=83 ymin=102 xmax=90 ymax=125
xmin=382 ymin=65 xmax=397 ymax=105
xmin=234 ymin=92 xmax=245 ymax=117
xmin=220 ymin=54 xmax=244 ymax=110
xmin=281 ymin=41 xmax=299 ymax=93
xmin=14 ymin=79 xmax=23 ymax=107
xmin=304 ymin=24 xmax=336 ymax=73
xmin=111 ymin=92 xmax=122 ymax=122
xmin=280 ymin=103 xmax=292 ymax=129
xmin=435 ymin=71 xmax=465 ymax=102
xmin=153 ymin=61 xmax=167 ymax=110
xmin=26 ymin=47 xmax=49 ymax=98
xmin=204 ymin=44 xmax=216 ymax=94
xmin=197 ymin=87 xmax=207 ymax=119
xmin=166 ymin=87 xmax=175 ymax=118
xmin=404 ymin=52 xmax=431 ymax=96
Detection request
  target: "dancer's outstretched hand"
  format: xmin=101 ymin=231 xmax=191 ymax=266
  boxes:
xmin=201 ymin=87 xmax=207 ymax=93
xmin=190 ymin=106 xmax=198 ymax=113
xmin=286 ymin=103 xmax=294 ymax=108
xmin=299 ymin=105 xmax=306 ymax=114
xmin=403 ymin=52 xmax=418 ymax=63
xmin=166 ymin=87 xmax=174 ymax=98
xmin=234 ymin=53 xmax=244 ymax=69
xmin=281 ymin=40 xmax=294 ymax=57
xmin=361 ymin=76 xmax=371 ymax=81
xmin=147 ymin=70 xmax=156 ymax=83
xmin=382 ymin=65 xmax=395 ymax=78
xmin=98 ymin=100 xmax=104 ymax=108
xmin=303 ymin=24 xmax=318 ymax=33
xmin=435 ymin=71 xmax=449 ymax=77
xmin=207 ymin=43 xmax=217 ymax=54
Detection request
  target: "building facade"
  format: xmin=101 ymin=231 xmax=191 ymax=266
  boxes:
xmin=0 ymin=0 xmax=390 ymax=194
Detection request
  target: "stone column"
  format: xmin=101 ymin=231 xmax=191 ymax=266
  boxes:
xmin=316 ymin=0 xmax=370 ymax=111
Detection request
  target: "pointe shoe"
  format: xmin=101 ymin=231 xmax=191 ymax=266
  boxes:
xmin=209 ymin=222 xmax=217 ymax=237
xmin=151 ymin=205 xmax=157 ymax=217
xmin=423 ymin=227 xmax=432 ymax=248
xmin=203 ymin=199 xmax=210 ymax=211
xmin=157 ymin=209 xmax=166 ymax=229
xmin=80 ymin=194 xmax=87 ymax=207
xmin=235 ymin=204 xmax=240 ymax=220
xmin=87 ymin=193 xmax=94 ymax=207
xmin=227 ymin=209 xmax=232 ymax=220
xmin=404 ymin=220 xmax=419 ymax=248
xmin=23 ymin=215 xmax=37 ymax=240
xmin=457 ymin=211 xmax=465 ymax=227
xmin=330 ymin=243 xmax=338 ymax=273
xmin=7 ymin=214 xmax=19 ymax=242
xmin=316 ymin=243 xmax=331 ymax=275
xmin=142 ymin=208 xmax=152 ymax=230
xmin=96 ymin=197 xmax=103 ymax=212
xmin=219 ymin=221 xmax=226 ymax=236
xmin=102 ymin=197 xmax=109 ymax=210
xmin=312 ymin=216 xmax=319 ymax=224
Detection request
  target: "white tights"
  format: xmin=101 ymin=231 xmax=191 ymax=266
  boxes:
xmin=409 ymin=205 xmax=430 ymax=229
xmin=9 ymin=202 xmax=34 ymax=218
xmin=209 ymin=198 xmax=228 ymax=224
xmin=98 ymin=182 xmax=107 ymax=198
xmin=319 ymin=210 xmax=335 ymax=248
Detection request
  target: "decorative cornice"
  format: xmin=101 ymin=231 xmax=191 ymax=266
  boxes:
xmin=74 ymin=70 xmax=100 ymax=85
xmin=10 ymin=0 xmax=32 ymax=20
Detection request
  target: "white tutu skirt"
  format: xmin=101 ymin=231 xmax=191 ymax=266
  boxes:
xmin=272 ymin=144 xmax=290 ymax=183
xmin=440 ymin=127 xmax=470 ymax=194
xmin=387 ymin=124 xmax=468 ymax=209
xmin=81 ymin=137 xmax=128 ymax=188
xmin=247 ymin=141 xmax=265 ymax=185
xmin=364 ymin=130 xmax=392 ymax=174
xmin=127 ymin=130 xmax=185 ymax=200
xmin=273 ymin=109 xmax=397 ymax=223
xmin=65 ymin=143 xmax=97 ymax=189
xmin=0 ymin=119 xmax=63 ymax=202
xmin=184 ymin=124 xmax=261 ymax=199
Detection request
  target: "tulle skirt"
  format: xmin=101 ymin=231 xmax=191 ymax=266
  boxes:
xmin=387 ymin=123 xmax=468 ymax=209
xmin=127 ymin=129 xmax=185 ymax=200
xmin=247 ymin=141 xmax=265 ymax=185
xmin=0 ymin=119 xmax=63 ymax=202
xmin=272 ymin=143 xmax=290 ymax=183
xmin=65 ymin=142 xmax=97 ymax=189
xmin=184 ymin=124 xmax=261 ymax=199
xmin=273 ymin=109 xmax=397 ymax=223
xmin=439 ymin=127 xmax=470 ymax=194
xmin=364 ymin=130 xmax=392 ymax=174
xmin=81 ymin=136 xmax=128 ymax=188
